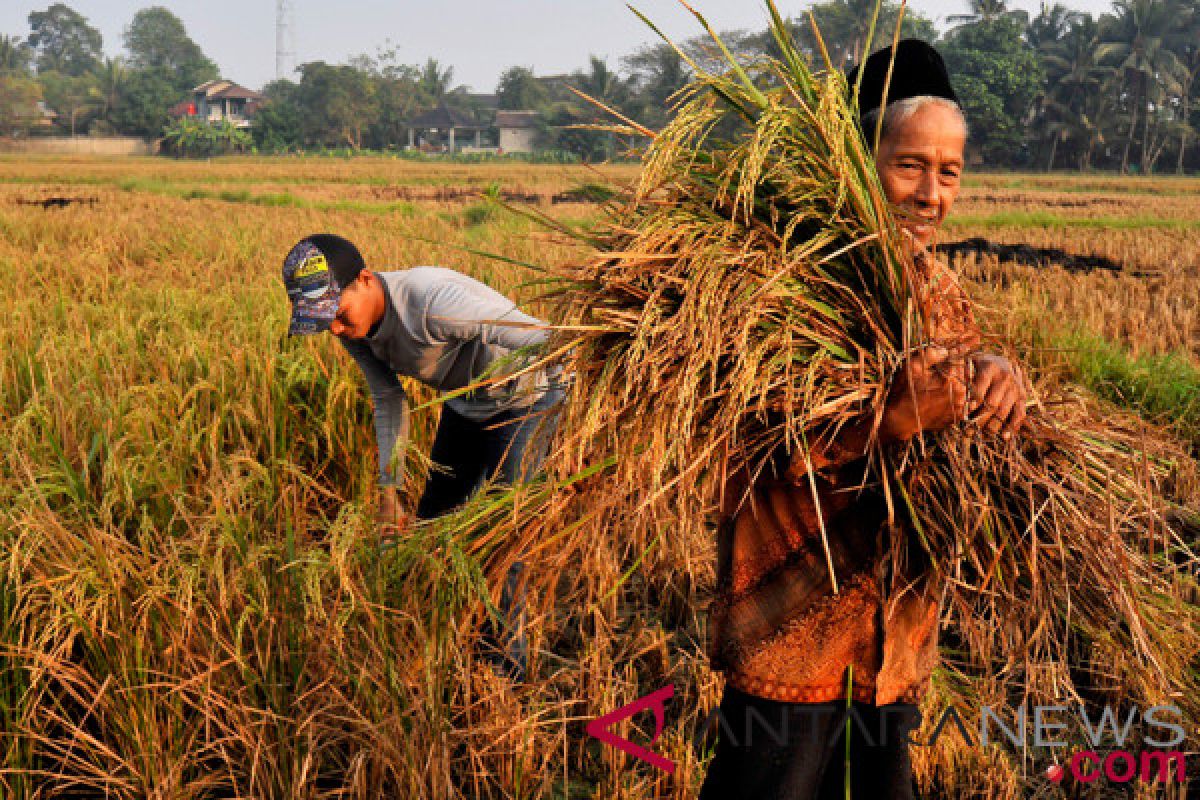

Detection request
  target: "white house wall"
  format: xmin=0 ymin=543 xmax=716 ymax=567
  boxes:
xmin=499 ymin=128 xmax=536 ymax=154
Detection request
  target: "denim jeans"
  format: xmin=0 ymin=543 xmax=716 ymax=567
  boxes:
xmin=414 ymin=384 xmax=565 ymax=679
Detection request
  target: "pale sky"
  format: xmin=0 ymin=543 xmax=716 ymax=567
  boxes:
xmin=2 ymin=0 xmax=1118 ymax=93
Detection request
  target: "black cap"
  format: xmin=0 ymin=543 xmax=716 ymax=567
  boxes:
xmin=304 ymin=233 xmax=366 ymax=288
xmin=847 ymin=39 xmax=959 ymax=118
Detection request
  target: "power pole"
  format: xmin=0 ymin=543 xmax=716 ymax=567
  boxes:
xmin=276 ymin=0 xmax=296 ymax=82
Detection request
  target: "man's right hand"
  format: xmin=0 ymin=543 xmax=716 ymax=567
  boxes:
xmin=880 ymin=345 xmax=970 ymax=443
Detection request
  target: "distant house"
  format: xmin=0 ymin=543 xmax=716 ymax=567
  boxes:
xmin=406 ymin=105 xmax=487 ymax=152
xmin=35 ymin=101 xmax=57 ymax=129
xmin=0 ymin=100 xmax=57 ymax=137
xmin=495 ymin=111 xmax=539 ymax=154
xmin=170 ymin=80 xmax=263 ymax=128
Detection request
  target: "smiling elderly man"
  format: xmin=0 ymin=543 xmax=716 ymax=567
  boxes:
xmin=698 ymin=40 xmax=1029 ymax=800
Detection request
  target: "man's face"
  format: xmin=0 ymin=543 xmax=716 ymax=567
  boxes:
xmin=328 ymin=272 xmax=379 ymax=339
xmin=875 ymin=102 xmax=967 ymax=247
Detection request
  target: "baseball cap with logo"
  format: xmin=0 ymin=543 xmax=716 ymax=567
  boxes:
xmin=282 ymin=233 xmax=367 ymax=336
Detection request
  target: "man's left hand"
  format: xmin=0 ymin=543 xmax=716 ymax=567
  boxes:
xmin=967 ymin=353 xmax=1029 ymax=440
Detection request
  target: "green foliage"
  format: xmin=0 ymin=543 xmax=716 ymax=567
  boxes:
xmin=293 ymin=62 xmax=377 ymax=150
xmin=26 ymin=2 xmax=102 ymax=77
xmin=947 ymin=0 xmax=1030 ymax=30
xmin=948 ymin=209 xmax=1200 ymax=229
xmin=417 ymin=57 xmax=458 ymax=102
xmin=794 ymin=0 xmax=938 ymax=70
xmin=251 ymin=53 xmax=471 ymax=154
xmin=1036 ymin=14 xmax=1108 ymax=169
xmin=88 ymin=57 xmax=127 ymax=123
xmin=123 ymin=6 xmax=218 ymax=95
xmin=1097 ymin=0 xmax=1192 ymax=173
xmin=161 ymin=117 xmax=251 ymax=158
xmin=0 ymin=73 xmax=43 ymax=135
xmin=252 ymin=82 xmax=304 ymax=153
xmin=361 ymin=52 xmax=424 ymax=148
xmin=108 ymin=67 xmax=177 ymax=138
xmin=36 ymin=69 xmax=100 ymax=135
xmin=0 ymin=35 xmax=31 ymax=75
xmin=1057 ymin=332 xmax=1200 ymax=448
xmin=10 ymin=0 xmax=1188 ymax=169
xmin=942 ymin=15 xmax=1043 ymax=165
xmin=537 ymin=105 xmax=609 ymax=161
xmin=461 ymin=202 xmax=497 ymax=227
xmin=621 ymin=42 xmax=690 ymax=129
xmin=496 ymin=66 xmax=545 ymax=110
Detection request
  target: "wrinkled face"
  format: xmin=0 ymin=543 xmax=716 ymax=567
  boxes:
xmin=875 ymin=102 xmax=967 ymax=247
xmin=328 ymin=271 xmax=384 ymax=339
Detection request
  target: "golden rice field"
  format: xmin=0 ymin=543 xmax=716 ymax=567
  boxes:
xmin=1 ymin=155 xmax=1197 ymax=798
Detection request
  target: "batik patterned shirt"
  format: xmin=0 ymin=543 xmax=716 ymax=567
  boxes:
xmin=708 ymin=249 xmax=981 ymax=706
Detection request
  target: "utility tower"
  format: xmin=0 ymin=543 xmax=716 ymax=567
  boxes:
xmin=276 ymin=0 xmax=296 ymax=81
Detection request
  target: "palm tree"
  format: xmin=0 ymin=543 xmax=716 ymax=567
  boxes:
xmin=1026 ymin=3 xmax=1081 ymax=52
xmin=1098 ymin=0 xmax=1188 ymax=172
xmin=90 ymin=57 xmax=126 ymax=121
xmin=1047 ymin=17 xmax=1112 ymax=170
xmin=418 ymin=58 xmax=457 ymax=104
xmin=572 ymin=56 xmax=629 ymax=159
xmin=622 ymin=42 xmax=690 ymax=125
xmin=823 ymin=0 xmax=891 ymax=67
xmin=574 ymin=56 xmax=626 ymax=108
xmin=1027 ymin=3 xmax=1086 ymax=168
xmin=947 ymin=0 xmax=1029 ymax=30
xmin=799 ymin=0 xmax=935 ymax=70
xmin=1168 ymin=2 xmax=1199 ymax=173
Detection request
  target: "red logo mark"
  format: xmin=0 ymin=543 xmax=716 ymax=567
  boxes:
xmin=586 ymin=684 xmax=675 ymax=773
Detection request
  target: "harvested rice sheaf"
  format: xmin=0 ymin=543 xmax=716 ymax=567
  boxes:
xmin=508 ymin=0 xmax=1200 ymax=748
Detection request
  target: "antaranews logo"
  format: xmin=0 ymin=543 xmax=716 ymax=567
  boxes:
xmin=586 ymin=685 xmax=1192 ymax=785
xmin=585 ymin=685 xmax=676 ymax=773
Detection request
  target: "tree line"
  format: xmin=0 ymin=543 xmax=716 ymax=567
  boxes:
xmin=1 ymin=4 xmax=217 ymax=138
xmin=1 ymin=0 xmax=1198 ymax=172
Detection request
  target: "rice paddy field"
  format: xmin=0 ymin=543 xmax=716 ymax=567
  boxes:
xmin=1 ymin=154 xmax=1197 ymax=798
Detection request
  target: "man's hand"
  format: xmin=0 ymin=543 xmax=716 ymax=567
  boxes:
xmin=966 ymin=353 xmax=1028 ymax=440
xmin=880 ymin=345 xmax=970 ymax=443
xmin=376 ymin=486 xmax=410 ymax=539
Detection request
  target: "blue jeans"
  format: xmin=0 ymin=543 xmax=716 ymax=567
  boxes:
xmin=414 ymin=385 xmax=565 ymax=679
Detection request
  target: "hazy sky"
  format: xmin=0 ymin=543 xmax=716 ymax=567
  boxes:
xmin=2 ymin=1 xmax=1118 ymax=93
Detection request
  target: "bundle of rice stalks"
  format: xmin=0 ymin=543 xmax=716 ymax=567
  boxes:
xmin=479 ymin=0 xmax=1200 ymax=753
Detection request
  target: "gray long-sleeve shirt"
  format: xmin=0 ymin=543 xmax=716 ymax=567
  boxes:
xmin=339 ymin=267 xmax=555 ymax=487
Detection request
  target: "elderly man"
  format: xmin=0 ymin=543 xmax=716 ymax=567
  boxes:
xmin=698 ymin=41 xmax=1028 ymax=799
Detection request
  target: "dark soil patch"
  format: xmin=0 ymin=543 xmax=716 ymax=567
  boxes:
xmin=19 ymin=196 xmax=98 ymax=210
xmin=941 ymin=237 xmax=1123 ymax=273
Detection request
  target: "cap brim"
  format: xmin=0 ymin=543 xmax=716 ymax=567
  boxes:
xmin=287 ymin=294 xmax=338 ymax=337
xmin=288 ymin=314 xmax=332 ymax=337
